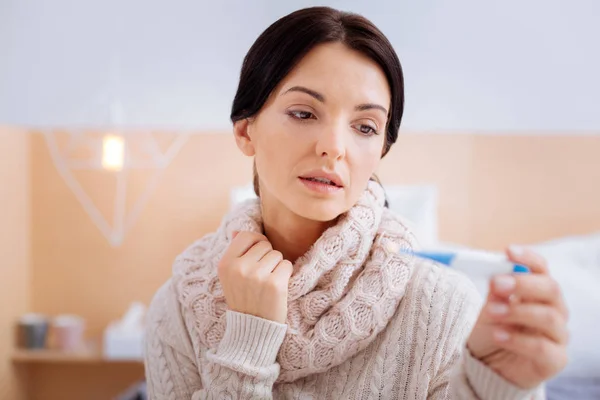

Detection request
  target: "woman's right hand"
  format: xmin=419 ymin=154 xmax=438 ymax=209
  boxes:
xmin=217 ymin=231 xmax=293 ymax=324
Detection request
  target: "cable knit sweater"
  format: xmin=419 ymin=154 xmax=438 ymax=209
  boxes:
xmin=144 ymin=183 xmax=544 ymax=399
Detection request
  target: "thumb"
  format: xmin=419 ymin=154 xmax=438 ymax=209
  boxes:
xmin=232 ymin=231 xmax=239 ymax=239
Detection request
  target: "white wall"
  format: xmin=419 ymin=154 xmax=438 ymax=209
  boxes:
xmin=1 ymin=0 xmax=599 ymax=132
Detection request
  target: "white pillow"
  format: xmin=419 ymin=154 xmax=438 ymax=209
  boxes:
xmin=530 ymin=232 xmax=600 ymax=276
xmin=384 ymin=184 xmax=439 ymax=248
xmin=230 ymin=183 xmax=257 ymax=209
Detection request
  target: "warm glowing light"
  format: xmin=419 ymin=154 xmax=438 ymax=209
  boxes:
xmin=102 ymin=134 xmax=125 ymax=171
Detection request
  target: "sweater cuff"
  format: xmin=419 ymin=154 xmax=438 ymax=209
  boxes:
xmin=215 ymin=310 xmax=288 ymax=371
xmin=463 ymin=347 xmax=539 ymax=400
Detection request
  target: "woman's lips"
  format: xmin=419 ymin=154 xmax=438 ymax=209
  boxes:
xmin=298 ymin=177 xmax=343 ymax=194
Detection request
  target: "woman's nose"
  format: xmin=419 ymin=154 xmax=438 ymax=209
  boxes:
xmin=315 ymin=124 xmax=346 ymax=162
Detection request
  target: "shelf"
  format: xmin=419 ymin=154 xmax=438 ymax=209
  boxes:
xmin=11 ymin=339 xmax=143 ymax=364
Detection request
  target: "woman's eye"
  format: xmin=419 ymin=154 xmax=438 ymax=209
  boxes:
xmin=356 ymin=124 xmax=378 ymax=136
xmin=288 ymin=110 xmax=315 ymax=120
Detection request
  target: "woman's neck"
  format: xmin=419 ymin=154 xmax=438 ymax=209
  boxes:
xmin=260 ymin=198 xmax=335 ymax=263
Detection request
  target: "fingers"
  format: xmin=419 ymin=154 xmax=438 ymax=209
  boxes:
xmin=492 ymin=326 xmax=568 ymax=375
xmin=227 ymin=231 xmax=269 ymax=258
xmin=493 ymin=247 xmax=569 ymax=321
xmin=491 ymin=274 xmax=566 ymax=312
xmin=271 ymin=259 xmax=294 ymax=283
xmin=226 ymin=231 xmax=290 ymax=278
xmin=244 ymin=240 xmax=273 ymax=262
xmin=507 ymin=246 xmax=548 ymax=274
xmin=486 ymin=302 xmax=569 ymax=344
xmin=257 ymin=250 xmax=284 ymax=275
xmin=492 ymin=273 xmax=569 ymax=320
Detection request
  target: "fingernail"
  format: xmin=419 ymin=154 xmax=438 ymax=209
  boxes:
xmin=488 ymin=302 xmax=509 ymax=315
xmin=494 ymin=275 xmax=516 ymax=292
xmin=509 ymin=245 xmax=524 ymax=257
xmin=493 ymin=329 xmax=511 ymax=342
xmin=508 ymin=294 xmax=520 ymax=304
xmin=232 ymin=231 xmax=239 ymax=238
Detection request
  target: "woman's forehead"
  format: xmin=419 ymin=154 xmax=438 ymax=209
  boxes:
xmin=275 ymin=43 xmax=391 ymax=107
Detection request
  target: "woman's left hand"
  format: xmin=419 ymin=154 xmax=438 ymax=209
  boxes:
xmin=467 ymin=247 xmax=569 ymax=389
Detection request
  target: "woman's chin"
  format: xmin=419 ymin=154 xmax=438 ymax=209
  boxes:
xmin=290 ymin=200 xmax=348 ymax=222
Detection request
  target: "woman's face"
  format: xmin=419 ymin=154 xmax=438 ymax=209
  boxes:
xmin=235 ymin=42 xmax=391 ymax=221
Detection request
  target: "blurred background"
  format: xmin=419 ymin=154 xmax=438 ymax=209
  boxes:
xmin=1 ymin=1 xmax=599 ymax=399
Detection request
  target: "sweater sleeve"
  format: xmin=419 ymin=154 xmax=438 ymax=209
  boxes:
xmin=144 ymin=280 xmax=203 ymax=399
xmin=144 ymin=280 xmax=287 ymax=400
xmin=449 ymin=347 xmax=546 ymax=400
xmin=423 ymin=269 xmax=545 ymax=400
xmin=203 ymin=311 xmax=287 ymax=399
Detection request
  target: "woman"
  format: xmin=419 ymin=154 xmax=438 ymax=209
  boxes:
xmin=144 ymin=7 xmax=568 ymax=399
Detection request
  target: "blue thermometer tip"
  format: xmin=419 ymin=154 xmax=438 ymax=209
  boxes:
xmin=513 ymin=264 xmax=530 ymax=273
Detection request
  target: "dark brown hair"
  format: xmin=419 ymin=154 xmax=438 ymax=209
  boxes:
xmin=230 ymin=7 xmax=404 ymax=201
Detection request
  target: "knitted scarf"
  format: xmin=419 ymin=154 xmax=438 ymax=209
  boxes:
xmin=174 ymin=181 xmax=417 ymax=382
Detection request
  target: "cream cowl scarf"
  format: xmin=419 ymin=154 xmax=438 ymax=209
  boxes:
xmin=173 ymin=181 xmax=417 ymax=383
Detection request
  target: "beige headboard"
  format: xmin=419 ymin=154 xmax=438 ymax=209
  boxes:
xmin=380 ymin=133 xmax=600 ymax=249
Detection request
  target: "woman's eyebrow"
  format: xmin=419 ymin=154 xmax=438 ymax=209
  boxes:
xmin=282 ymin=86 xmax=388 ymax=115
xmin=355 ymin=103 xmax=388 ymax=116
xmin=282 ymin=86 xmax=325 ymax=102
